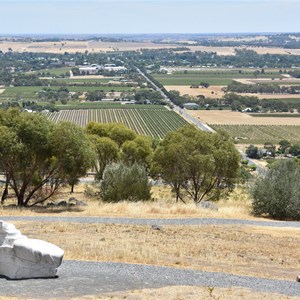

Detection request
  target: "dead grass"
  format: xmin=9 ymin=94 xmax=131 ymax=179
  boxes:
xmin=12 ymin=218 xmax=300 ymax=281
xmin=0 ymin=186 xmax=255 ymax=220
xmin=72 ymin=286 xmax=299 ymax=300
xmin=165 ymin=85 xmax=226 ymax=99
xmin=188 ymin=110 xmax=300 ymax=125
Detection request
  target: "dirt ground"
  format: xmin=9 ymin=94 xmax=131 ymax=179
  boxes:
xmin=1 ymin=286 xmax=298 ymax=300
xmin=188 ymin=110 xmax=300 ymax=125
xmin=165 ymin=85 xmax=226 ymax=99
xmin=10 ymin=221 xmax=300 ymax=282
xmin=76 ymin=286 xmax=300 ymax=300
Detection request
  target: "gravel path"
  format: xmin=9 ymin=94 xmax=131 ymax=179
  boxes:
xmin=1 ymin=216 xmax=300 ymax=298
xmin=0 ymin=261 xmax=299 ymax=298
xmin=1 ymin=215 xmax=300 ymax=228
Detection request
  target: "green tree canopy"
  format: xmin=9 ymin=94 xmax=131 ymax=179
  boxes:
xmin=0 ymin=110 xmax=94 ymax=206
xmin=90 ymin=135 xmax=120 ymax=180
xmin=153 ymin=126 xmax=240 ymax=203
xmin=122 ymin=136 xmax=153 ymax=168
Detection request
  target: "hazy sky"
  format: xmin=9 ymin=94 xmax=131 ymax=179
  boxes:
xmin=0 ymin=0 xmax=299 ymax=34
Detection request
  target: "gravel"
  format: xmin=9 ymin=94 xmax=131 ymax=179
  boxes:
xmin=1 ymin=216 xmax=300 ymax=298
xmin=1 ymin=215 xmax=300 ymax=228
xmin=0 ymin=261 xmax=299 ymax=299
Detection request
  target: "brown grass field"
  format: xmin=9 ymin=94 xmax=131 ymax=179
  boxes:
xmin=1 ymin=41 xmax=300 ymax=56
xmin=165 ymin=85 xmax=300 ymax=100
xmin=188 ymin=110 xmax=300 ymax=125
xmin=165 ymin=85 xmax=226 ymax=99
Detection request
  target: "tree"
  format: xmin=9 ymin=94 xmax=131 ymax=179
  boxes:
xmin=153 ymin=126 xmax=240 ymax=203
xmin=289 ymin=144 xmax=300 ymax=157
xmin=251 ymin=159 xmax=300 ymax=220
xmin=122 ymin=136 xmax=153 ymax=168
xmin=278 ymin=139 xmax=291 ymax=154
xmin=100 ymin=163 xmax=151 ymax=202
xmin=90 ymin=136 xmax=119 ymax=180
xmin=152 ymin=137 xmax=187 ymax=202
xmin=246 ymin=144 xmax=261 ymax=159
xmin=0 ymin=112 xmax=58 ymax=206
xmin=86 ymin=122 xmax=136 ymax=148
xmin=0 ymin=111 xmax=94 ymax=206
xmin=108 ymin=124 xmax=136 ymax=147
xmin=50 ymin=122 xmax=95 ymax=193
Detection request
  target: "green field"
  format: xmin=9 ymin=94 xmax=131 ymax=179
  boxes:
xmin=43 ymin=107 xmax=188 ymax=139
xmin=211 ymin=124 xmax=300 ymax=144
xmin=250 ymin=113 xmax=300 ymax=118
xmin=0 ymin=86 xmax=138 ymax=101
xmin=153 ymin=71 xmax=283 ymax=86
xmin=54 ymin=78 xmax=115 ymax=84
xmin=55 ymin=102 xmax=165 ymax=110
xmin=263 ymin=98 xmax=300 ymax=104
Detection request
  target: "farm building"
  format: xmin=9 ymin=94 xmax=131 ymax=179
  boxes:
xmin=79 ymin=64 xmax=127 ymax=74
xmin=79 ymin=64 xmax=101 ymax=75
xmin=183 ymin=102 xmax=200 ymax=110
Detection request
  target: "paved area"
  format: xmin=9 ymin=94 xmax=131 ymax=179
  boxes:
xmin=1 ymin=261 xmax=300 ymax=299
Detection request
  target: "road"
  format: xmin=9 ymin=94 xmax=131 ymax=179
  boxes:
xmin=137 ymin=67 xmax=266 ymax=175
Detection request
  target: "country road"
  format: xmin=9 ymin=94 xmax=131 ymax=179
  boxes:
xmin=136 ymin=67 xmax=266 ymax=175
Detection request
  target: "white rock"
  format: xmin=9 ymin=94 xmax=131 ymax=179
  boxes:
xmin=0 ymin=220 xmax=64 ymax=279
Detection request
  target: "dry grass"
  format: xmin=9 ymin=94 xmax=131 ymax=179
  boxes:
xmin=0 ymin=185 xmax=254 ymax=220
xmin=0 ymin=41 xmax=182 ymax=53
xmin=1 ymin=286 xmax=298 ymax=300
xmin=11 ymin=219 xmax=300 ymax=281
xmin=188 ymin=110 xmax=300 ymax=125
xmin=72 ymin=286 xmax=299 ymax=300
xmin=165 ymin=85 xmax=226 ymax=99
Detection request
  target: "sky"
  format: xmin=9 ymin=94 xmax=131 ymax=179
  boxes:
xmin=0 ymin=0 xmax=299 ymax=35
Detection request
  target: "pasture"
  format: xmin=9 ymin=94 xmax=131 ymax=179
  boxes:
xmin=43 ymin=107 xmax=188 ymax=138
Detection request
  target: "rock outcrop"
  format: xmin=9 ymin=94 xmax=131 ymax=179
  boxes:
xmin=0 ymin=220 xmax=64 ymax=279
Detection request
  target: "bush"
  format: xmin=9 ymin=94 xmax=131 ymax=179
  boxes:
xmin=251 ymin=159 xmax=300 ymax=220
xmin=100 ymin=163 xmax=151 ymax=202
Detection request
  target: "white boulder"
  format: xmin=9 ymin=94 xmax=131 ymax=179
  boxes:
xmin=0 ymin=220 xmax=64 ymax=279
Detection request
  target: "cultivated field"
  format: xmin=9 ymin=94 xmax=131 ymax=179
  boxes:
xmin=153 ymin=71 xmax=282 ymax=86
xmin=43 ymin=107 xmax=188 ymax=138
xmin=189 ymin=110 xmax=300 ymax=125
xmin=211 ymin=124 xmax=300 ymax=144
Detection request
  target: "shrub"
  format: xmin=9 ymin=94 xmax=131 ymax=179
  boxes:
xmin=100 ymin=163 xmax=151 ymax=202
xmin=251 ymin=159 xmax=300 ymax=220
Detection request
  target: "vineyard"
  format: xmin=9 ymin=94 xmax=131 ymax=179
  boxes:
xmin=43 ymin=108 xmax=188 ymax=138
xmin=211 ymin=124 xmax=300 ymax=144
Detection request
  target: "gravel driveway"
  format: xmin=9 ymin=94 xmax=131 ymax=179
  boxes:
xmin=0 ymin=260 xmax=300 ymax=299
xmin=1 ymin=215 xmax=300 ymax=228
xmin=1 ymin=216 xmax=300 ymax=298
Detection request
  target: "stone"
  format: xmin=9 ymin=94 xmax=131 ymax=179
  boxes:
xmin=151 ymin=224 xmax=163 ymax=231
xmin=197 ymin=201 xmax=219 ymax=211
xmin=0 ymin=220 xmax=64 ymax=279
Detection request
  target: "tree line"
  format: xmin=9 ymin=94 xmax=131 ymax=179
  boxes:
xmin=0 ymin=109 xmax=240 ymax=207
